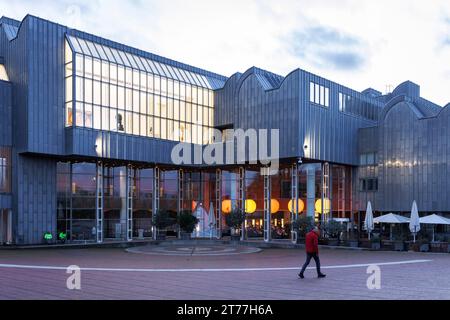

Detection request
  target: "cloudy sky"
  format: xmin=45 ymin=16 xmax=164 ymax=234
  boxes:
xmin=1 ymin=0 xmax=450 ymax=105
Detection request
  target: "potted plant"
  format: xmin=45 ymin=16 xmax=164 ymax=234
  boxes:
xmin=292 ymin=215 xmax=315 ymax=244
xmin=225 ymin=208 xmax=246 ymax=242
xmin=177 ymin=211 xmax=199 ymax=240
xmin=153 ymin=209 xmax=175 ymax=241
xmin=322 ymin=220 xmax=344 ymax=246
xmin=430 ymin=234 xmax=448 ymax=253
xmin=370 ymin=234 xmax=382 ymax=250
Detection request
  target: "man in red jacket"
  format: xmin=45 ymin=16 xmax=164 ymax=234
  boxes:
xmin=299 ymin=227 xmax=326 ymax=279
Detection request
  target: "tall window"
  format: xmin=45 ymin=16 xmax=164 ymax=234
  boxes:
xmin=339 ymin=92 xmax=380 ymax=121
xmin=65 ymin=36 xmax=217 ymax=145
xmin=0 ymin=147 xmax=11 ymax=193
xmin=310 ymin=82 xmax=329 ymax=107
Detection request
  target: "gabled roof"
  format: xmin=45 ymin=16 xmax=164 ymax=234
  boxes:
xmin=0 ymin=16 xmax=20 ymax=41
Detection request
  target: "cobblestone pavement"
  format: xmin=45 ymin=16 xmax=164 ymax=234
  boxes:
xmin=0 ymin=245 xmax=449 ymax=300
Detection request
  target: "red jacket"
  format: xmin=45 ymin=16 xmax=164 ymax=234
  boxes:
xmin=305 ymin=231 xmax=319 ymax=254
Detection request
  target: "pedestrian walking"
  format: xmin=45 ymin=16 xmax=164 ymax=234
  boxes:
xmin=299 ymin=227 xmax=326 ymax=279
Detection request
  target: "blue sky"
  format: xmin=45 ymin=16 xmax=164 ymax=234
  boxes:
xmin=1 ymin=0 xmax=450 ymax=105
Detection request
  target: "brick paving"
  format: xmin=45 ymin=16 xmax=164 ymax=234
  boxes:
xmin=0 ymin=246 xmax=449 ymax=300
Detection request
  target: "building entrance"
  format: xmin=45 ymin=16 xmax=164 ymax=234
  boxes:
xmin=0 ymin=209 xmax=12 ymax=245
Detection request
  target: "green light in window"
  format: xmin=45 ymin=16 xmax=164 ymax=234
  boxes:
xmin=44 ymin=233 xmax=53 ymax=241
xmin=59 ymin=232 xmax=67 ymax=240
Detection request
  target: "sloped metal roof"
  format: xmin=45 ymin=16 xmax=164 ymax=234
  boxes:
xmin=1 ymin=23 xmax=18 ymax=41
xmin=253 ymin=68 xmax=284 ymax=90
xmin=66 ymin=35 xmax=226 ymax=90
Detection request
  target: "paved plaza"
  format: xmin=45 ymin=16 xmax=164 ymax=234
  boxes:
xmin=0 ymin=244 xmax=449 ymax=300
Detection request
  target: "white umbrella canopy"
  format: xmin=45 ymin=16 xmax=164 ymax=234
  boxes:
xmin=409 ymin=201 xmax=421 ymax=243
xmin=420 ymin=214 xmax=450 ymax=225
xmin=374 ymin=213 xmax=410 ymax=241
xmin=419 ymin=214 xmax=450 ymax=242
xmin=374 ymin=213 xmax=410 ymax=224
xmin=364 ymin=202 xmax=374 ymax=240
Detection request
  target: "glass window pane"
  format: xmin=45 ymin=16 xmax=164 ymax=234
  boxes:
xmin=110 ymin=64 xmax=118 ymax=84
xmin=125 ymin=88 xmax=132 ymax=111
xmin=66 ymin=77 xmax=73 ymax=102
xmin=85 ymin=57 xmax=93 ymax=78
xmin=174 ymin=100 xmax=179 ymax=121
xmin=118 ymin=66 xmax=125 ymax=86
xmin=76 ymin=77 xmax=83 ymax=101
xmin=84 ymin=104 xmax=93 ymax=128
xmin=161 ymin=97 xmax=167 ymax=118
xmin=85 ymin=79 xmax=93 ymax=103
xmin=180 ymin=101 xmax=186 ymax=122
xmin=93 ymin=81 xmax=101 ymax=105
xmin=147 ymin=116 xmax=153 ymax=137
xmin=154 ymin=117 xmax=160 ymax=138
xmin=140 ymin=92 xmax=146 ymax=114
xmin=93 ymin=59 xmax=101 ymax=81
xmin=93 ymin=105 xmax=101 ymax=129
xmin=147 ymin=74 xmax=154 ymax=93
xmin=133 ymin=113 xmax=140 ymax=135
xmin=140 ymin=115 xmax=147 ymax=136
xmin=133 ymin=69 xmax=140 ymax=90
xmin=76 ymin=102 xmax=84 ymax=127
xmin=102 ymin=83 xmax=109 ymax=106
xmin=118 ymin=87 xmax=125 ymax=109
xmin=110 ymin=85 xmax=117 ymax=108
xmin=168 ymin=98 xmax=174 ymax=119
xmin=161 ymin=78 xmax=167 ymax=96
xmin=154 ymin=95 xmax=160 ymax=117
xmin=117 ymin=110 xmax=125 ymax=132
xmin=140 ymin=72 xmax=147 ymax=91
xmin=186 ymin=103 xmax=192 ymax=123
xmin=101 ymin=61 xmax=109 ymax=82
xmin=125 ymin=111 xmax=133 ymax=134
xmin=148 ymin=94 xmax=154 ymax=116
xmin=75 ymin=55 xmax=84 ymax=77
xmin=161 ymin=118 xmax=167 ymax=140
xmin=133 ymin=90 xmax=140 ymax=113
xmin=102 ymin=107 xmax=109 ymax=131
xmin=154 ymin=76 xmax=161 ymax=95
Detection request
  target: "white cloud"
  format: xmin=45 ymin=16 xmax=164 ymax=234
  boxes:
xmin=1 ymin=0 xmax=450 ymax=105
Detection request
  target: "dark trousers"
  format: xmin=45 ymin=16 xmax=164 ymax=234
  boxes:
xmin=300 ymin=253 xmax=322 ymax=275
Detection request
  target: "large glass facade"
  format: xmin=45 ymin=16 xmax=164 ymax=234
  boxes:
xmin=57 ymin=162 xmax=97 ymax=242
xmin=56 ymin=162 xmax=353 ymax=242
xmin=65 ymin=37 xmax=217 ymax=145
xmin=0 ymin=147 xmax=11 ymax=193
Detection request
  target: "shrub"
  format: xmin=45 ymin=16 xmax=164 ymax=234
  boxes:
xmin=225 ymin=208 xmax=246 ymax=230
xmin=292 ymin=215 xmax=315 ymax=238
xmin=153 ymin=210 xmax=175 ymax=230
xmin=177 ymin=211 xmax=199 ymax=234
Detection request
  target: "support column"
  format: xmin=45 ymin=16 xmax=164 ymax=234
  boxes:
xmin=263 ymin=167 xmax=271 ymax=243
xmin=126 ymin=165 xmax=134 ymax=242
xmin=152 ymin=167 xmax=161 ymax=240
xmin=306 ymin=164 xmax=316 ymax=219
xmin=291 ymin=163 xmax=299 ymax=242
xmin=215 ymin=169 xmax=222 ymax=239
xmin=7 ymin=209 xmax=12 ymax=244
xmin=177 ymin=169 xmax=184 ymax=239
xmin=96 ymin=162 xmax=104 ymax=243
xmin=322 ymin=162 xmax=331 ymax=224
xmin=239 ymin=167 xmax=246 ymax=241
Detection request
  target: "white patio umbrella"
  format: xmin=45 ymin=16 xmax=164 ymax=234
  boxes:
xmin=208 ymin=202 xmax=216 ymax=239
xmin=419 ymin=214 xmax=450 ymax=242
xmin=364 ymin=202 xmax=374 ymax=240
xmin=409 ymin=201 xmax=421 ymax=243
xmin=374 ymin=213 xmax=410 ymax=240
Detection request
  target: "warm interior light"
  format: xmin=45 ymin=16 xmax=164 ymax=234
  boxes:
xmin=271 ymin=199 xmax=280 ymax=214
xmin=222 ymin=200 xmax=232 ymax=214
xmin=288 ymin=199 xmax=305 ymax=213
xmin=315 ymin=198 xmax=331 ymax=214
xmin=245 ymin=199 xmax=257 ymax=214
